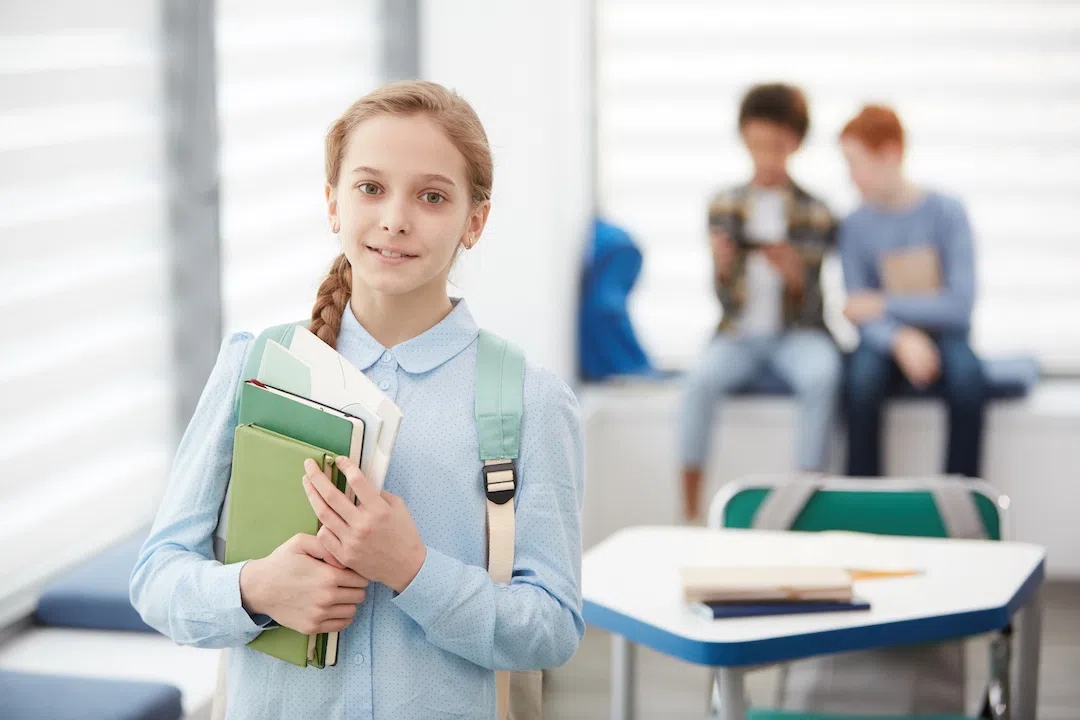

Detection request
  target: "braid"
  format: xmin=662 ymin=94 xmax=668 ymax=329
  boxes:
xmin=309 ymin=253 xmax=352 ymax=349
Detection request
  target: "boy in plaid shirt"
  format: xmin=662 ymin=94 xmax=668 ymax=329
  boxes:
xmin=680 ymin=83 xmax=840 ymax=521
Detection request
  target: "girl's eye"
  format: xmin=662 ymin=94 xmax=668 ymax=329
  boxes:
xmin=358 ymin=183 xmax=381 ymax=195
xmin=422 ymin=192 xmax=445 ymax=204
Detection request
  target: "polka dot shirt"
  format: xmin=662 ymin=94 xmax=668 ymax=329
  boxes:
xmin=130 ymin=300 xmax=585 ymax=719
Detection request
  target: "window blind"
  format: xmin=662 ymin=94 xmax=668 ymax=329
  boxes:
xmin=217 ymin=0 xmax=380 ymax=336
xmin=0 ymin=0 xmax=173 ymax=622
xmin=597 ymin=0 xmax=1080 ymax=373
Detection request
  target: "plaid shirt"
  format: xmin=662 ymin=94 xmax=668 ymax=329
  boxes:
xmin=707 ymin=181 xmax=836 ymax=333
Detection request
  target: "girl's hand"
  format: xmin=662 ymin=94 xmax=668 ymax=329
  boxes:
xmin=302 ymin=456 xmax=427 ymax=594
xmin=239 ymin=533 xmax=368 ymax=635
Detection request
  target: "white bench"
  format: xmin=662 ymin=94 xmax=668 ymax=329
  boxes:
xmin=579 ymin=379 xmax=1080 ymax=578
xmin=0 ymin=623 xmax=218 ymax=719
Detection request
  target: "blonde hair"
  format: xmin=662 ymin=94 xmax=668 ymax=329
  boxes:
xmin=310 ymin=81 xmax=493 ymax=348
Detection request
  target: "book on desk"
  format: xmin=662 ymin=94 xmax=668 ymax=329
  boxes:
xmin=681 ymin=566 xmax=873 ymax=620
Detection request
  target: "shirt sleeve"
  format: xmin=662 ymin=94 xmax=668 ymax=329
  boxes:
xmin=129 ymin=332 xmax=273 ymax=648
xmin=707 ymin=189 xmax=743 ymax=303
xmin=884 ymin=198 xmax=976 ymax=330
xmin=839 ymin=217 xmax=901 ymax=352
xmin=392 ymin=367 xmax=585 ymax=671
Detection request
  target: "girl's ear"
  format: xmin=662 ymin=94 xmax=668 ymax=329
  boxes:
xmin=326 ymin=184 xmax=340 ymax=233
xmin=461 ymin=201 xmax=491 ymax=249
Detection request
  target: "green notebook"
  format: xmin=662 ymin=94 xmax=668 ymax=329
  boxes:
xmin=237 ymin=380 xmax=359 ymax=460
xmin=219 ymin=380 xmax=365 ymax=668
xmin=225 ymin=424 xmax=349 ymax=668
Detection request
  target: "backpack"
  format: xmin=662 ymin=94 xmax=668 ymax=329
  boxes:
xmin=211 ymin=322 xmax=540 ymax=720
xmin=579 ymin=218 xmax=657 ymax=380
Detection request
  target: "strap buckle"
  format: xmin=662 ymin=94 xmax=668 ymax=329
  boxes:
xmin=483 ymin=460 xmax=516 ymax=505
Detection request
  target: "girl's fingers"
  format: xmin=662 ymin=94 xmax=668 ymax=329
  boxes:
xmin=303 ymin=475 xmax=350 ymax=539
xmin=316 ymin=525 xmax=346 ymax=564
xmin=324 ymin=603 xmax=359 ymax=620
xmin=304 ymin=460 xmax=361 ymax=522
xmin=315 ymin=618 xmax=353 ymax=634
xmin=335 ymin=456 xmax=384 ymax=510
xmin=332 ymin=588 xmax=368 ymax=605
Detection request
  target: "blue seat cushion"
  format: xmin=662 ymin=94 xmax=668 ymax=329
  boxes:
xmin=732 ymin=354 xmax=1038 ymax=401
xmin=0 ymin=670 xmax=182 ymax=720
xmin=747 ymin=710 xmax=972 ymax=720
xmin=35 ymin=530 xmax=153 ymax=633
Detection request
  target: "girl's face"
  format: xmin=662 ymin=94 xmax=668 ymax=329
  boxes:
xmin=327 ymin=113 xmax=488 ymax=298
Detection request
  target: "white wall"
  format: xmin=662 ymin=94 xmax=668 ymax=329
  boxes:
xmin=421 ymin=0 xmax=593 ymax=383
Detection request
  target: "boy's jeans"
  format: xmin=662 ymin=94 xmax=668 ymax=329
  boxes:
xmin=679 ymin=330 xmax=841 ymax=471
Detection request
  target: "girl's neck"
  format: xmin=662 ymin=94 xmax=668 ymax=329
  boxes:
xmin=349 ymin=282 xmax=454 ymax=349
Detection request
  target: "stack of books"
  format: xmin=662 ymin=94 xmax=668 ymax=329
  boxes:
xmin=681 ymin=566 xmax=871 ymax=620
xmin=215 ymin=326 xmax=403 ymax=668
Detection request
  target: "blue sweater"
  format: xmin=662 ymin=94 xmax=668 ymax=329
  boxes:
xmin=839 ymin=190 xmax=976 ymax=352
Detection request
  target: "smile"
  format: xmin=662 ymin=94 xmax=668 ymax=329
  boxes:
xmin=366 ymin=245 xmax=417 ymax=261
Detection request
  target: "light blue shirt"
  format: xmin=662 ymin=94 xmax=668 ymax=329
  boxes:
xmin=839 ymin=190 xmax=977 ymax=352
xmin=130 ymin=300 xmax=585 ymax=719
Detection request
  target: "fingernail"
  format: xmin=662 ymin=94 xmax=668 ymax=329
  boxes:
xmin=335 ymin=456 xmax=346 ymax=466
xmin=301 ymin=474 xmax=309 ymax=487
xmin=303 ymin=459 xmax=315 ymax=471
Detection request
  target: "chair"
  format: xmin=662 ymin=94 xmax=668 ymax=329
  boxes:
xmin=706 ymin=474 xmax=1011 ymax=720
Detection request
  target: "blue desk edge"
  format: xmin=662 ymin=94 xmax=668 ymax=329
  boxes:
xmin=583 ymin=556 xmax=1046 ymax=667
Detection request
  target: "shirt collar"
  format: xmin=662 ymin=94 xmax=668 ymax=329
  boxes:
xmin=335 ymin=298 xmax=480 ymax=374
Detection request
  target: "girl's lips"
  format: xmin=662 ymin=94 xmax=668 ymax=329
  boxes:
xmin=366 ymin=245 xmax=417 ymax=265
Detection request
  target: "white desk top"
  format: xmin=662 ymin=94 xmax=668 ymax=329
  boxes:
xmin=582 ymin=526 xmax=1046 ymax=666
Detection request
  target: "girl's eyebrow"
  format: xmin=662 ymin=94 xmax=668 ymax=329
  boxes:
xmin=422 ymin=173 xmax=457 ymax=188
xmin=351 ymin=166 xmax=457 ymax=188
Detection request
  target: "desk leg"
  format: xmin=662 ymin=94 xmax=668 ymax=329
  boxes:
xmin=1015 ymin=589 xmax=1043 ymax=720
xmin=715 ymin=667 xmax=748 ymax=720
xmin=611 ymin=634 xmax=635 ymax=720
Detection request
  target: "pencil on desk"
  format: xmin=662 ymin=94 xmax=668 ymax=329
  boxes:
xmin=847 ymin=569 xmax=921 ymax=581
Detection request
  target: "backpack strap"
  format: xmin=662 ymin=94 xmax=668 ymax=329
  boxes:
xmin=474 ymin=329 xmax=525 ymax=720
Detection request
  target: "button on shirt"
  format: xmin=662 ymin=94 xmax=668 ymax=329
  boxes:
xmin=130 ymin=300 xmax=586 ymax=719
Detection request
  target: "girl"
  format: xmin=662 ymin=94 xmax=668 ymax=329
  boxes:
xmin=130 ymin=81 xmax=585 ymax=719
